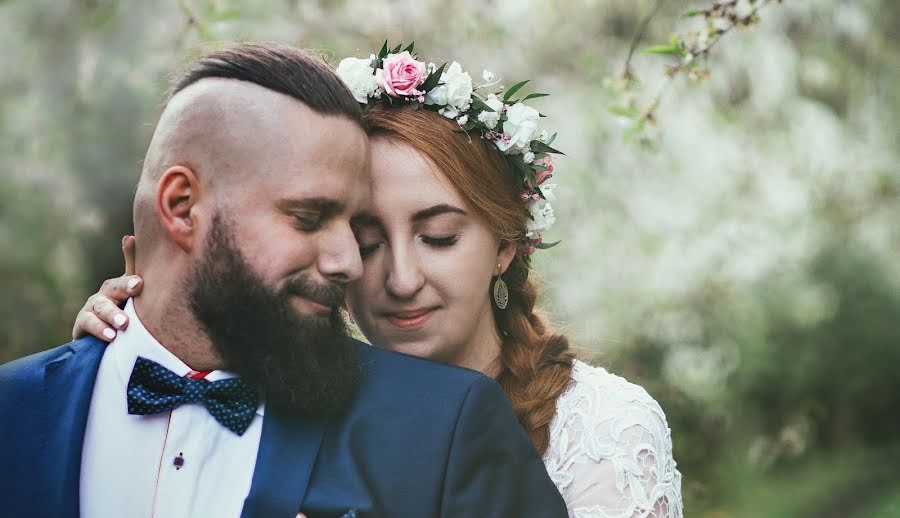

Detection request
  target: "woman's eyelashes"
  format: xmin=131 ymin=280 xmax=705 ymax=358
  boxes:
xmin=421 ymin=234 xmax=459 ymax=247
xmin=358 ymin=233 xmax=460 ymax=258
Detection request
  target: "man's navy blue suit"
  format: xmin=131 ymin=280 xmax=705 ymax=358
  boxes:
xmin=0 ymin=336 xmax=566 ymax=518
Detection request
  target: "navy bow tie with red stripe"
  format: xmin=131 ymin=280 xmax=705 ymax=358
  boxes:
xmin=127 ymin=356 xmax=259 ymax=435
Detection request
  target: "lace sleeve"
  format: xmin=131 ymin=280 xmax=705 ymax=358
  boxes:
xmin=543 ymin=362 xmax=683 ymax=518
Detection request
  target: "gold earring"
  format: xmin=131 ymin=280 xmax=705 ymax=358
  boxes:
xmin=493 ymin=263 xmax=508 ymax=310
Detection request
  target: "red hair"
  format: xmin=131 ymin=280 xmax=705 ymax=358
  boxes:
xmin=365 ymin=105 xmax=575 ymax=454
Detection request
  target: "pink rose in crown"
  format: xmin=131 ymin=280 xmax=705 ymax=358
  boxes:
xmin=376 ymin=51 xmax=426 ymax=98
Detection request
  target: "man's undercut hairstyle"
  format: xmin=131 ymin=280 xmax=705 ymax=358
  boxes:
xmin=168 ymin=42 xmax=364 ymax=128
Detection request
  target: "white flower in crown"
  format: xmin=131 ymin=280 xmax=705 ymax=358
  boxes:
xmin=525 ymin=183 xmax=557 ymax=238
xmin=425 ymin=61 xmax=473 ymax=119
xmin=335 ymin=56 xmax=380 ymax=104
xmin=337 ymin=42 xmax=564 ymax=256
xmin=476 ymin=93 xmax=504 ymax=129
xmin=497 ymin=102 xmax=541 ymax=153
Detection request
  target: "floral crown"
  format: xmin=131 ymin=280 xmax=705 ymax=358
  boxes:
xmin=336 ymin=41 xmax=561 ymax=255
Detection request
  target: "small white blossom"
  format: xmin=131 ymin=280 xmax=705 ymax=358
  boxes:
xmin=476 ymin=93 xmax=504 ymax=129
xmin=425 ymin=61 xmax=473 ymax=113
xmin=539 ymin=129 xmax=550 ymax=143
xmin=526 ymin=183 xmax=557 ymax=237
xmin=427 ymin=84 xmax=449 ymax=106
xmin=523 ymin=151 xmax=535 ymax=164
xmin=483 ymin=69 xmax=495 ymax=82
xmin=526 ymin=201 xmax=556 ymax=237
xmin=539 ymin=182 xmax=558 ymax=202
xmin=335 ymin=57 xmax=379 ymax=103
xmin=496 ymin=102 xmax=540 ymax=153
xmin=457 ymin=114 xmax=469 ymax=125
xmin=438 ymin=106 xmax=459 ymax=119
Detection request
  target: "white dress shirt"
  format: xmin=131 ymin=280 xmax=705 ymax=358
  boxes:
xmin=80 ymin=299 xmax=264 ymax=518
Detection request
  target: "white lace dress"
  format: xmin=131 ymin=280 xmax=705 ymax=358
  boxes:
xmin=543 ymin=360 xmax=683 ymax=518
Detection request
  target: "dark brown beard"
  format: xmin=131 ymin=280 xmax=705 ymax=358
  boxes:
xmin=188 ymin=212 xmax=361 ymax=417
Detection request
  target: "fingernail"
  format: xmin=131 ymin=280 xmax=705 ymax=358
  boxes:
xmin=127 ymin=277 xmax=140 ymax=290
xmin=114 ymin=314 xmax=127 ymax=328
xmin=103 ymin=328 xmax=116 ymax=340
xmin=122 ymin=235 xmax=128 ymax=247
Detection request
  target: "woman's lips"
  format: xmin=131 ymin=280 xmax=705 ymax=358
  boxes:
xmin=385 ymin=308 xmax=435 ymax=330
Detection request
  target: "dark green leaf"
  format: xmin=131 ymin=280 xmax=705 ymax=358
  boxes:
xmin=503 ymin=80 xmax=530 ymax=101
xmin=512 ymin=155 xmax=539 ymax=187
xmin=470 ymin=96 xmax=495 ymax=113
xmin=530 ymin=140 xmax=565 ymax=155
xmin=420 ymin=62 xmax=446 ymax=93
xmin=522 ymin=93 xmax=549 ymax=101
xmin=535 ymin=240 xmax=560 ymax=249
xmin=402 ymin=42 xmax=415 ymax=54
xmin=378 ymin=41 xmax=389 ymax=59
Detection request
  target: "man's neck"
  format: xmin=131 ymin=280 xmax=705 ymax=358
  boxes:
xmin=132 ymin=286 xmax=224 ymax=372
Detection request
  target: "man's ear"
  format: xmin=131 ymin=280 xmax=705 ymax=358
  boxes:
xmin=155 ymin=166 xmax=203 ymax=253
xmin=496 ymin=240 xmax=517 ymax=275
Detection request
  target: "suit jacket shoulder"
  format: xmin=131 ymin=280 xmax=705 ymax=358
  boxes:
xmin=0 ymin=338 xmax=104 ymax=404
xmin=353 ymin=339 xmax=488 ymax=397
xmin=0 ymin=337 xmax=107 ymax=518
xmin=298 ymin=341 xmax=568 ymax=517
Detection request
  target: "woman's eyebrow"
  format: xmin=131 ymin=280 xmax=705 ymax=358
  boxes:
xmin=411 ymin=204 xmax=467 ymax=223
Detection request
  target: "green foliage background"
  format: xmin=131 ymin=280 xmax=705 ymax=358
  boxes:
xmin=2 ymin=1 xmax=898 ymax=516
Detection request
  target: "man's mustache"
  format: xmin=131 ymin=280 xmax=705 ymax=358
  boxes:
xmin=281 ymin=275 xmax=345 ymax=308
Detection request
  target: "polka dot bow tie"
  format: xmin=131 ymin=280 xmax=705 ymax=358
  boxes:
xmin=127 ymin=356 xmax=259 ymax=436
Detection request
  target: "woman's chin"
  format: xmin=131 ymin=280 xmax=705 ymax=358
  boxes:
xmin=381 ymin=337 xmax=447 ymax=363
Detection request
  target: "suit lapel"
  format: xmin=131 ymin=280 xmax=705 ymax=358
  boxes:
xmin=42 ymin=338 xmax=106 ymax=518
xmin=241 ymin=410 xmax=327 ymax=518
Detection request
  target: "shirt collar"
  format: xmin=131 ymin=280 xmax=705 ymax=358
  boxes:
xmin=112 ymin=298 xmax=265 ymax=416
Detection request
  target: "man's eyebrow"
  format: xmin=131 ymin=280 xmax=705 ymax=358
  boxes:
xmin=350 ymin=210 xmax=383 ymax=230
xmin=276 ymin=198 xmax=343 ymax=216
xmin=411 ymin=204 xmax=467 ymax=223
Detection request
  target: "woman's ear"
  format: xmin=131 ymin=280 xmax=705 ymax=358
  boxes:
xmin=496 ymin=240 xmax=517 ymax=275
xmin=155 ymin=165 xmax=203 ymax=253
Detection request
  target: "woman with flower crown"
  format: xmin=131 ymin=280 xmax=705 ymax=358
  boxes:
xmin=74 ymin=42 xmax=682 ymax=517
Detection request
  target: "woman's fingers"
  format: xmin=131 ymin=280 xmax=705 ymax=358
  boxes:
xmin=91 ymin=294 xmax=130 ymax=331
xmin=99 ymin=275 xmax=143 ymax=304
xmin=71 ymin=236 xmax=141 ymax=342
xmin=73 ymin=295 xmax=118 ymax=341
xmin=123 ymin=235 xmax=136 ymax=276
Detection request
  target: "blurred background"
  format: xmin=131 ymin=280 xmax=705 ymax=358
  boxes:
xmin=1 ymin=0 xmax=898 ymax=515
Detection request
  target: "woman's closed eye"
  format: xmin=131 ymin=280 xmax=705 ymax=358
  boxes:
xmin=421 ymin=234 xmax=459 ymax=247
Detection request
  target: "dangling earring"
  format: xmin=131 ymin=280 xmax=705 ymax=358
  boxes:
xmin=492 ymin=263 xmax=509 ymax=310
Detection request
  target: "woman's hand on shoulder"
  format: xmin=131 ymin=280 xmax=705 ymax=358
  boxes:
xmin=72 ymin=235 xmax=144 ymax=341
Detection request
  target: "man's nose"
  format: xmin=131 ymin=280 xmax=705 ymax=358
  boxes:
xmin=318 ymin=223 xmax=363 ymax=285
